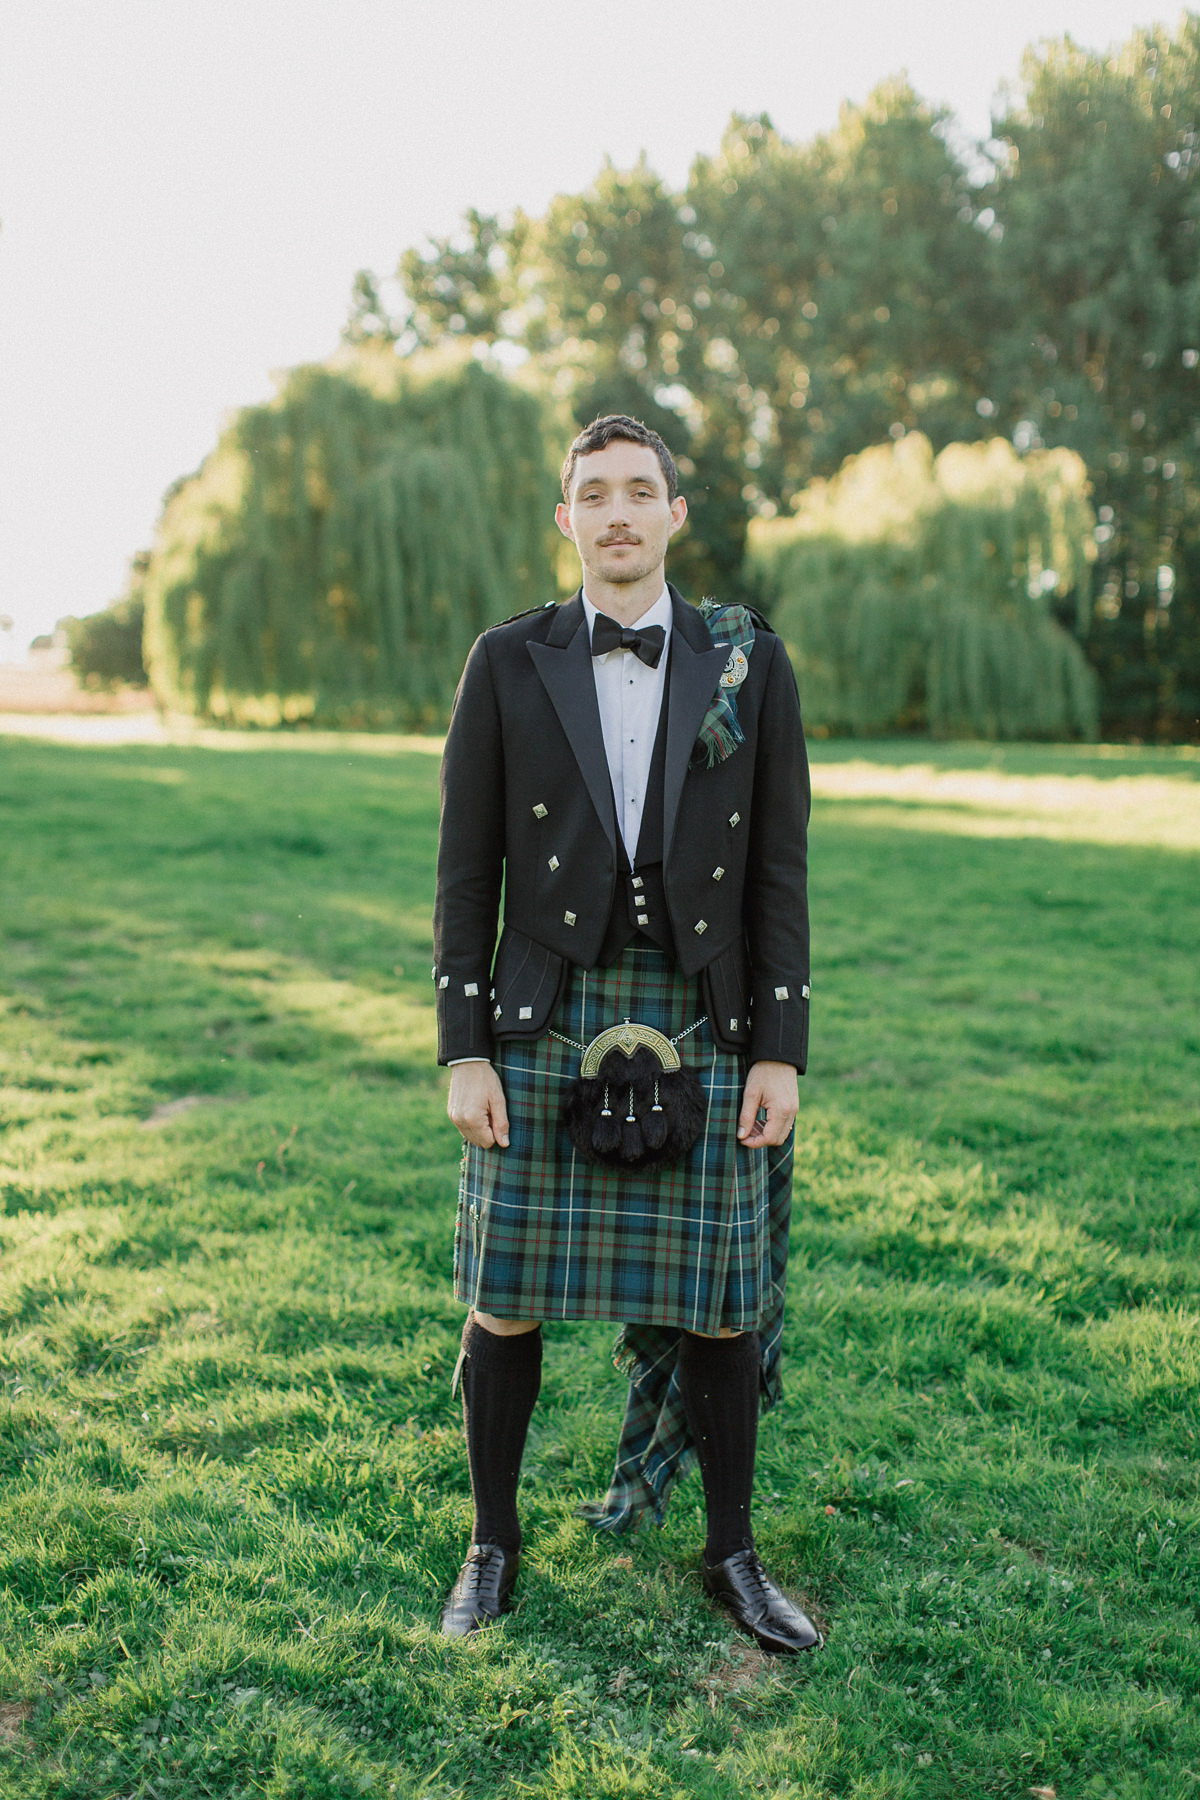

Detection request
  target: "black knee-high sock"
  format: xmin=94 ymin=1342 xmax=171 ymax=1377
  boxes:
xmin=677 ymin=1329 xmax=761 ymax=1566
xmin=460 ymin=1318 xmax=542 ymax=1555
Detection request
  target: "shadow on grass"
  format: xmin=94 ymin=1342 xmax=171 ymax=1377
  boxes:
xmin=2 ymin=738 xmax=1199 ymax=1798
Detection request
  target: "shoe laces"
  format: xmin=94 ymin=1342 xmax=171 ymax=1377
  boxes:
xmin=462 ymin=1543 xmax=508 ymax=1602
xmin=735 ymin=1549 xmax=774 ymax=1603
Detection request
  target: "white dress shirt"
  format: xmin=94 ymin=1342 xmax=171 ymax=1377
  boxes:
xmin=582 ymin=586 xmax=672 ymax=859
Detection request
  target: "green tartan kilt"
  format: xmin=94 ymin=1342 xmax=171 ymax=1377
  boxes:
xmin=454 ymin=942 xmax=773 ymax=1334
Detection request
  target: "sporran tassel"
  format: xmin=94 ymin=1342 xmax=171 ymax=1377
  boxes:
xmin=563 ymin=1039 xmax=707 ymax=1172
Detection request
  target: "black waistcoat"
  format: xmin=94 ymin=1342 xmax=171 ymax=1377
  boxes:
xmin=595 ymin=684 xmax=675 ymax=966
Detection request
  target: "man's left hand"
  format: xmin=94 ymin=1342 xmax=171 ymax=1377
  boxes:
xmin=737 ymin=1060 xmax=799 ymax=1148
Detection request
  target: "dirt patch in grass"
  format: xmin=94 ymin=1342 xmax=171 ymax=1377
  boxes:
xmin=141 ymin=1094 xmax=225 ymax=1127
xmin=0 ymin=1701 xmax=33 ymax=1743
xmin=697 ymin=1641 xmax=773 ymax=1697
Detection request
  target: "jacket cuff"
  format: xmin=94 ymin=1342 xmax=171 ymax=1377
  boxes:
xmin=748 ymin=981 xmax=810 ymax=1072
xmin=433 ymin=964 xmax=496 ymax=1065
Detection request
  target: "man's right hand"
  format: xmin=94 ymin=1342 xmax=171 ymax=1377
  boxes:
xmin=448 ymin=1062 xmax=510 ymax=1150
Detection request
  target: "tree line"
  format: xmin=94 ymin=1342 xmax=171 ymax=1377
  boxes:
xmin=77 ymin=15 xmax=1198 ymax=739
xmin=346 ymin=14 xmax=1200 ymax=740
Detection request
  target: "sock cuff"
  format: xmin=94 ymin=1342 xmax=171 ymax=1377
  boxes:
xmin=464 ymin=1318 xmax=543 ymax=1371
xmin=679 ymin=1329 xmax=760 ymax=1375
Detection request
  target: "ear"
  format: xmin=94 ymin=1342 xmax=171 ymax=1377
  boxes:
xmin=554 ymin=501 xmax=575 ymax=541
xmin=668 ymin=495 xmax=688 ymax=537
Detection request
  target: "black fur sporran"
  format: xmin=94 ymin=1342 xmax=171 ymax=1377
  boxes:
xmin=563 ymin=1043 xmax=707 ymax=1172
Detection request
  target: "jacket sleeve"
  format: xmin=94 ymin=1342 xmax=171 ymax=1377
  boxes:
xmin=744 ymin=634 xmax=812 ymax=1070
xmin=432 ymin=634 xmax=506 ymax=1063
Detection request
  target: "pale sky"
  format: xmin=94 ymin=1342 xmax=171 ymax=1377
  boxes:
xmin=0 ymin=0 xmax=1170 ymax=650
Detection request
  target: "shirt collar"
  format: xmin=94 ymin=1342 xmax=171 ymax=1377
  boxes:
xmin=582 ymin=585 xmax=673 ymax=656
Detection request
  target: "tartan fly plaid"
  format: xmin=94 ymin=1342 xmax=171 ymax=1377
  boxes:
xmin=454 ymin=942 xmax=775 ymax=1335
xmin=581 ymin=1137 xmax=793 ymax=1532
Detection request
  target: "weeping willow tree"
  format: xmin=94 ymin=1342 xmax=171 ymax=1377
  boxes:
xmin=142 ymin=350 xmax=559 ymax=726
xmin=749 ymin=434 xmax=1099 ymax=738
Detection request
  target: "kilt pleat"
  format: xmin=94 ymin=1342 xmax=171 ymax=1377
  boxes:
xmin=454 ymin=942 xmax=771 ymax=1334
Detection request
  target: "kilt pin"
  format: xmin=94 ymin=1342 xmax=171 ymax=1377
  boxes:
xmin=434 ymin=585 xmax=811 ymax=1532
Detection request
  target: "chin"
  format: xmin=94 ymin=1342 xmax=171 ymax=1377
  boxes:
xmin=598 ymin=557 xmax=654 ymax=585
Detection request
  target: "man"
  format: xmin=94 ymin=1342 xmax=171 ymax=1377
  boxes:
xmin=432 ymin=414 xmax=819 ymax=1653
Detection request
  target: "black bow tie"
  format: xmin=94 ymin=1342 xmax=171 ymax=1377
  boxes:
xmin=591 ymin=614 xmax=666 ymax=668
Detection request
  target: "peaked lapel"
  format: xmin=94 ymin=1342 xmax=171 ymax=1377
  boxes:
xmin=527 ymin=594 xmax=616 ymax=852
xmin=663 ymin=586 xmax=727 ymax=857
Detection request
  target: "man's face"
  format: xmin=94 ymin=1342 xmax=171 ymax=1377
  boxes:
xmin=555 ymin=439 xmax=687 ymax=589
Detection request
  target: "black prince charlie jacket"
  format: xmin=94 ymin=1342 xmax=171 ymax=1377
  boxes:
xmin=432 ymin=586 xmax=811 ymax=1070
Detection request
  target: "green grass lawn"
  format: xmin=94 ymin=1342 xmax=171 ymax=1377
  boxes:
xmin=1 ymin=733 xmax=1198 ymax=1800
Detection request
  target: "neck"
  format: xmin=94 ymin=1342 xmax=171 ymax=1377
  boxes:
xmin=582 ymin=571 xmax=668 ymax=627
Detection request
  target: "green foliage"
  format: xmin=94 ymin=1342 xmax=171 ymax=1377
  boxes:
xmin=141 ymin=351 xmax=559 ymax=727
xmin=1 ymin=733 xmax=1199 ymax=1795
xmin=399 ymin=208 xmax=514 ymax=348
xmin=63 ymin=562 xmax=149 ymax=690
xmin=687 ymin=94 xmax=993 ymax=506
xmin=750 ymin=434 xmax=1099 ymax=738
xmin=986 ymin=17 xmax=1200 ymax=739
xmin=366 ymin=16 xmax=1200 ymax=738
xmin=385 ymin=95 xmax=993 ymax=602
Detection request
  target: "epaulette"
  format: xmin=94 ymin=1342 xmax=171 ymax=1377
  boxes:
xmin=495 ymin=599 xmax=559 ymax=627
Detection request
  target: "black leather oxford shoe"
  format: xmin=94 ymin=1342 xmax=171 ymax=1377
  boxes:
xmin=440 ymin=1542 xmax=519 ymax=1636
xmin=702 ymin=1548 xmax=822 ymax=1654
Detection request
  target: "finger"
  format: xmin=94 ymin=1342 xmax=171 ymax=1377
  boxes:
xmin=740 ymin=1102 xmax=796 ymax=1148
xmin=490 ymin=1095 xmax=510 ymax=1149
xmin=758 ymin=1113 xmax=796 ymax=1146
xmin=737 ymin=1084 xmax=765 ymax=1140
xmin=449 ymin=1102 xmax=495 ymax=1149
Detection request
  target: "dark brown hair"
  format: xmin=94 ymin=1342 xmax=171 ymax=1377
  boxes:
xmin=560 ymin=414 xmax=679 ymax=502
